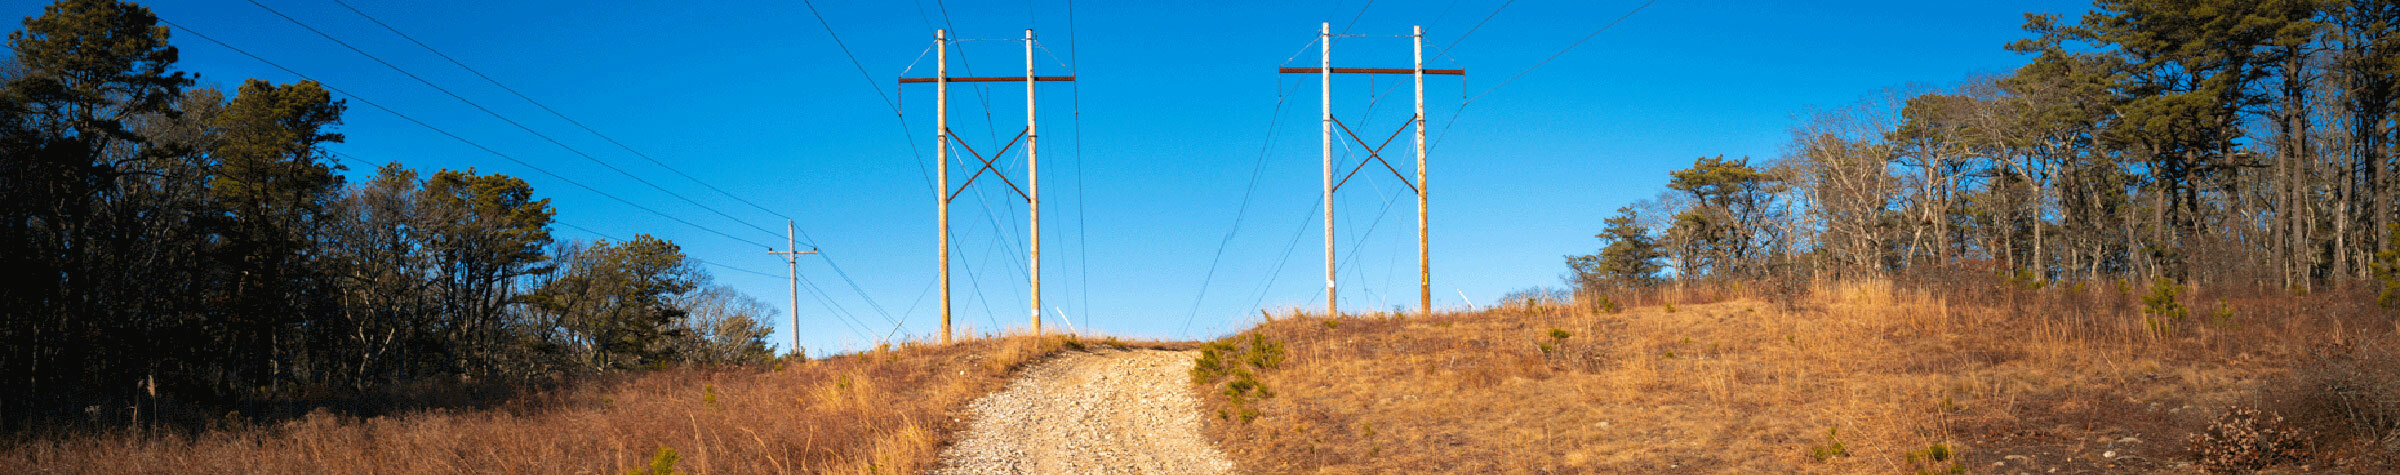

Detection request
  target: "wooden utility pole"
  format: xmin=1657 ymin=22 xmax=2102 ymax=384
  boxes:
xmin=1279 ymin=24 xmax=1461 ymax=318
xmin=1322 ymin=22 xmax=1335 ymax=319
xmin=900 ymin=29 xmax=1074 ymax=343
xmin=765 ymin=219 xmax=818 ymax=356
xmin=936 ymin=29 xmax=951 ymax=344
xmin=1413 ymin=25 xmax=1429 ymax=317
xmin=1026 ymin=29 xmax=1042 ymax=336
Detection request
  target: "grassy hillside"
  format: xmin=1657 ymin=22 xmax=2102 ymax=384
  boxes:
xmin=1193 ymin=280 xmax=2400 ymax=473
xmin=1 ymin=333 xmax=1145 ymax=474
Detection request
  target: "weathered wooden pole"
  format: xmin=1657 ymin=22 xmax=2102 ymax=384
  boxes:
xmin=1026 ymin=28 xmax=1042 ymax=335
xmin=766 ymin=220 xmax=817 ymax=355
xmin=1321 ymin=22 xmax=1337 ymax=318
xmin=1414 ymin=25 xmax=1430 ymax=317
xmin=936 ymin=29 xmax=952 ymax=344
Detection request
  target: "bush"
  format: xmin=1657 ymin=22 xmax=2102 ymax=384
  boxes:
xmin=2188 ymin=407 xmax=2310 ymax=472
xmin=2270 ymin=338 xmax=2400 ymax=462
xmin=1193 ymin=334 xmax=1288 ymax=424
xmin=626 ymin=446 xmax=682 ymax=475
xmin=1807 ymin=426 xmax=1848 ymax=462
xmin=1904 ymin=443 xmax=1962 ymax=474
xmin=2142 ymin=278 xmax=2186 ymax=320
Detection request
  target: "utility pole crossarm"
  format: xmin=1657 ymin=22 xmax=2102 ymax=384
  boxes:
xmin=899 ymin=76 xmax=1077 ymax=83
xmin=765 ymin=219 xmax=818 ymax=358
xmin=1278 ymin=67 xmax=1463 ymax=75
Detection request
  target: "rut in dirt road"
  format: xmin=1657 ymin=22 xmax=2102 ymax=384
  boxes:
xmin=933 ymin=349 xmax=1236 ymax=475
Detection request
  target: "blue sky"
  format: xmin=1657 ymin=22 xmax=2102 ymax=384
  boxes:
xmin=6 ymin=0 xmax=2094 ymax=354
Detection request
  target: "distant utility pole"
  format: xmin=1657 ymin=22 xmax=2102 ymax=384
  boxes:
xmin=765 ymin=219 xmax=818 ymax=356
xmin=900 ymin=29 xmax=1076 ymax=344
xmin=1279 ymin=23 xmax=1462 ymax=318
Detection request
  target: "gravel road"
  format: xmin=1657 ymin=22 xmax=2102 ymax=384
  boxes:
xmin=933 ymin=349 xmax=1236 ymax=475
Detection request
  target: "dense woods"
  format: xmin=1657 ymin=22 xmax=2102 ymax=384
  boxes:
xmin=1571 ymin=0 xmax=2400 ymax=298
xmin=0 ymin=0 xmax=774 ymax=431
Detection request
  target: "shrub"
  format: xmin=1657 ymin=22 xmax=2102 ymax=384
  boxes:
xmin=1904 ymin=443 xmax=1961 ymax=474
xmin=1807 ymin=426 xmax=1848 ymax=462
xmin=626 ymin=446 xmax=682 ymax=475
xmin=1191 ymin=342 xmax=1236 ymax=384
xmin=2188 ymin=407 xmax=2309 ymax=473
xmin=1548 ymin=328 xmax=1572 ymax=340
xmin=2375 ymin=226 xmax=2400 ymax=308
xmin=1243 ymin=334 xmax=1287 ymax=370
xmin=2142 ymin=278 xmax=2186 ymax=320
xmin=1194 ymin=334 xmax=1289 ymax=425
xmin=2271 ymin=339 xmax=2400 ymax=460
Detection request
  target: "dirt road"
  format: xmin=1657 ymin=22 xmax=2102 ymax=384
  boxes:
xmin=933 ymin=349 xmax=1236 ymax=474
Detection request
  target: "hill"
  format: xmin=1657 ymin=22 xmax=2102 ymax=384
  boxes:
xmin=1191 ymin=280 xmax=2400 ymax=473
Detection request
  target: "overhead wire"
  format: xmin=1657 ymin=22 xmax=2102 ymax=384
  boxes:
xmin=1179 ymin=76 xmax=1305 ymax=336
xmin=307 ymin=0 xmax=908 ymax=338
xmin=1175 ymin=37 xmax=1330 ymax=337
xmin=1432 ymin=0 xmax=1661 ymax=150
xmin=1063 ymin=0 xmax=1094 ymax=324
xmin=548 ymin=221 xmax=880 ymax=344
xmin=1430 ymin=0 xmax=1514 ymax=62
xmin=791 ymin=0 xmax=964 ymax=332
xmin=164 ymin=19 xmax=781 ymax=252
xmin=327 ymin=0 xmax=801 ymax=227
xmin=241 ymin=0 xmax=791 ymax=247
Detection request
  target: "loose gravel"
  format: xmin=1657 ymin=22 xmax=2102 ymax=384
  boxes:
xmin=933 ymin=349 xmax=1236 ymax=475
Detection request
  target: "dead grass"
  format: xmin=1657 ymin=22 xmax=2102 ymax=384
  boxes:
xmin=1197 ymin=279 xmax=2400 ymax=473
xmin=0 ymin=331 xmax=1164 ymax=474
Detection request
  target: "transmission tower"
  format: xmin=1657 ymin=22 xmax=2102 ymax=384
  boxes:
xmin=900 ymin=29 xmax=1076 ymax=344
xmin=1280 ymin=23 xmax=1462 ymax=317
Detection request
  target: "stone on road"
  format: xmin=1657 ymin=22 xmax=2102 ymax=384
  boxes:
xmin=934 ymin=349 xmax=1235 ymax=475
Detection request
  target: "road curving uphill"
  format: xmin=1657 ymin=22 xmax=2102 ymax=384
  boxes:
xmin=933 ymin=349 xmax=1236 ymax=474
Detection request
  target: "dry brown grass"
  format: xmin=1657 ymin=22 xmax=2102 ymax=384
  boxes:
xmin=1197 ymin=279 xmax=2400 ymax=473
xmin=0 ymin=332 xmax=1160 ymax=474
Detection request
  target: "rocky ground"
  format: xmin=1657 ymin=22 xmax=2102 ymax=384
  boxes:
xmin=933 ymin=349 xmax=1235 ymax=475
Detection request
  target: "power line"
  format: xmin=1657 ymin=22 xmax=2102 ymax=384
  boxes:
xmin=1180 ymin=77 xmax=1305 ymax=336
xmin=1344 ymin=0 xmax=1382 ymax=35
xmin=1431 ymin=0 xmax=1514 ymax=62
xmin=1463 ymin=0 xmax=1659 ymax=105
xmin=327 ymin=0 xmax=800 ymax=228
xmin=800 ymin=0 xmax=937 ymax=195
xmin=165 ymin=19 xmax=781 ymax=251
xmin=1064 ymin=0 xmax=1093 ymax=323
xmin=241 ymin=0 xmax=790 ymax=246
xmin=1242 ymin=199 xmax=1322 ymax=329
xmin=553 ymin=222 xmax=774 ymax=278
xmin=783 ymin=0 xmax=938 ymax=330
xmin=1434 ymin=0 xmax=1660 ymax=149
xmin=550 ymin=221 xmax=880 ymax=344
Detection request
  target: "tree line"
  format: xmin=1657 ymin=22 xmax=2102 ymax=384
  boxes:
xmin=1 ymin=0 xmax=776 ymax=430
xmin=1572 ymin=0 xmax=2400 ymax=299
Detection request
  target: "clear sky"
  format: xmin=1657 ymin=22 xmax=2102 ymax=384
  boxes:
xmin=6 ymin=0 xmax=2096 ymax=354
